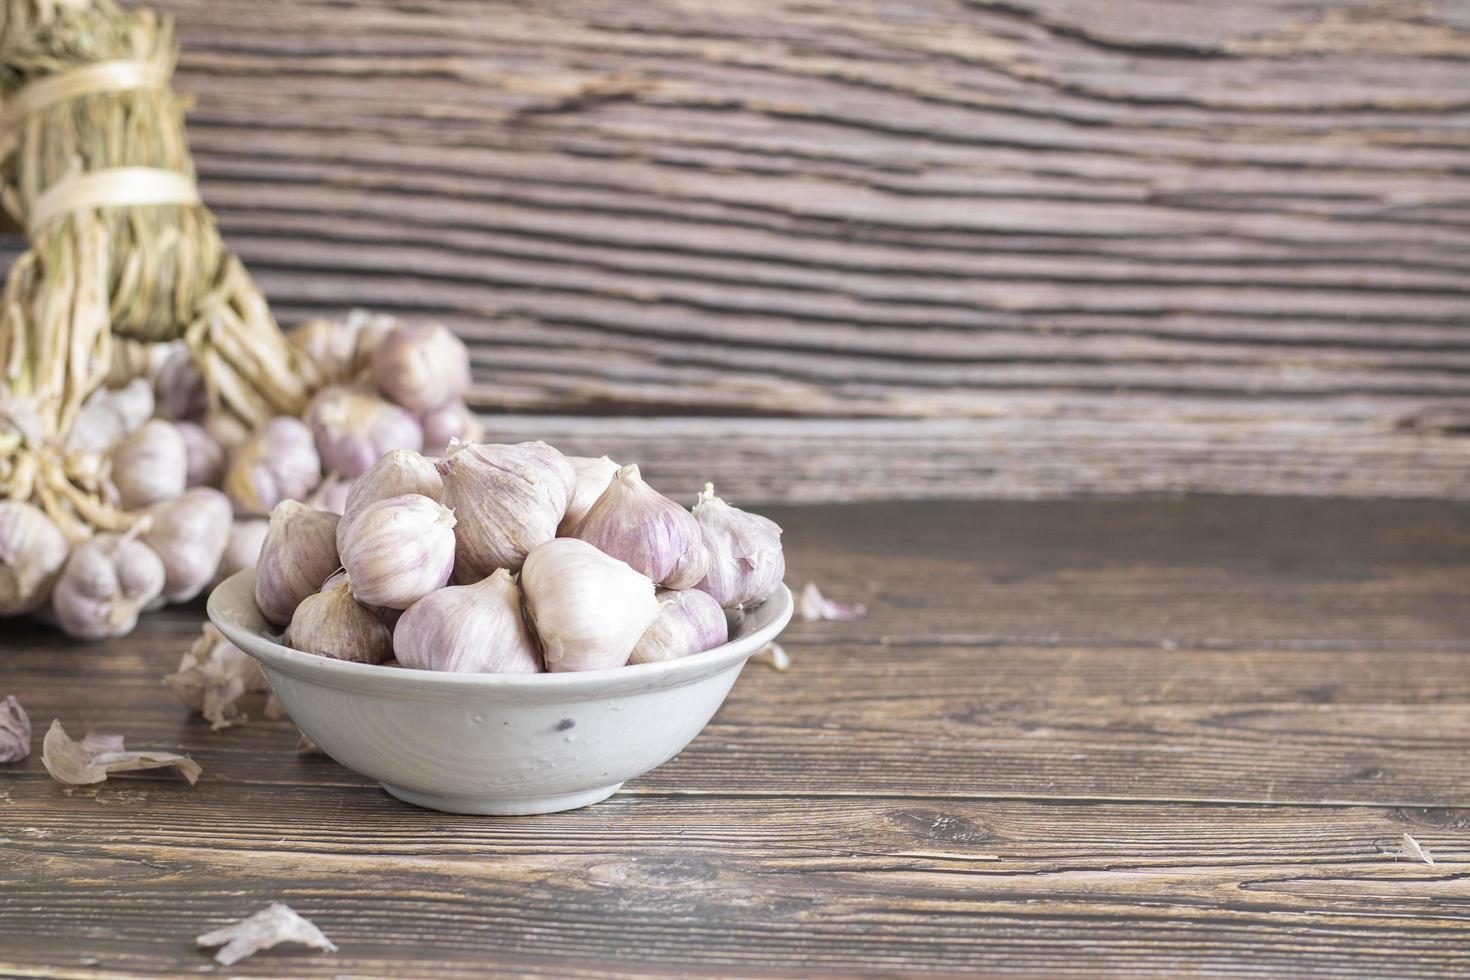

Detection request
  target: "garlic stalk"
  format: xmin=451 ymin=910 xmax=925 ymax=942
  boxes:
xmin=570 ymin=464 xmax=709 ymax=588
xmin=521 ymin=538 xmax=659 ymax=672
xmin=394 ymin=568 xmax=542 ymax=673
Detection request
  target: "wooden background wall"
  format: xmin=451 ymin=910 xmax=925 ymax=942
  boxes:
xmin=10 ymin=0 xmax=1470 ymax=501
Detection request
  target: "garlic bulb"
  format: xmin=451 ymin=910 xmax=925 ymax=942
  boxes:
xmin=570 ymin=464 xmax=709 ymax=588
xmin=420 ymin=400 xmax=484 ymax=457
xmin=177 ymin=421 xmax=225 ymax=488
xmin=52 ymin=528 xmax=165 ymax=640
xmin=109 ymin=419 xmax=188 ymax=510
xmin=371 ymin=322 xmax=472 ymax=414
xmin=140 ymin=488 xmax=233 ymax=603
xmin=306 ymin=474 xmax=351 ymax=515
xmin=66 ymin=378 xmax=153 ymax=454
xmin=0 ymin=501 xmax=69 ymax=615
xmin=336 ymin=449 xmax=442 ymax=553
xmin=225 ymin=417 xmax=322 ymax=516
xmin=212 ymin=518 xmax=268 ymax=589
xmin=254 ymin=501 xmax=341 ymax=626
xmin=558 ymin=455 xmax=619 ymax=534
xmin=205 ymin=412 xmax=250 ymax=453
xmin=630 ymin=588 xmax=729 ymax=664
xmin=285 ymin=575 xmax=393 ymax=664
xmin=150 ymin=341 xmax=208 ymax=421
xmin=394 ymin=568 xmax=542 ymax=673
xmin=287 ymin=317 xmax=361 ymax=384
xmin=438 ymin=441 xmax=574 ymax=581
xmin=339 ymin=493 xmax=455 ymax=609
xmin=306 ymin=386 xmax=423 ymax=478
xmin=692 ymin=484 xmax=785 ymax=609
xmin=521 ymin=538 xmax=659 ymax=672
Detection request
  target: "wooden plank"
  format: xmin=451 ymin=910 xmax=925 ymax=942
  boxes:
xmin=9 ymin=0 xmax=1470 ymax=497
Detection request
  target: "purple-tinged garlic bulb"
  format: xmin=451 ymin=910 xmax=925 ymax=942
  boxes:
xmin=285 ymin=575 xmax=393 ymax=665
xmin=371 ymin=322 xmax=472 ymax=414
xmin=306 ymin=474 xmax=352 ymax=516
xmin=65 ymin=378 xmax=153 ymax=454
xmin=394 ymin=569 xmax=542 ymax=673
xmin=306 ymin=386 xmax=423 ymax=478
xmin=287 ymin=317 xmax=361 ymax=384
xmin=253 ymin=501 xmax=340 ymax=626
xmin=339 ymin=493 xmax=455 ymax=609
xmin=570 ymin=464 xmax=709 ymax=589
xmin=52 ymin=528 xmax=165 ymax=640
xmin=139 ymin=488 xmax=233 ymax=604
xmin=176 ymin=421 xmax=226 ymax=488
xmin=0 ymin=501 xmax=69 ymax=616
xmin=225 ymin=417 xmax=322 ymax=516
xmin=630 ymin=588 xmax=729 ymax=664
xmin=521 ymin=538 xmax=659 ymax=672
xmin=150 ymin=341 xmax=209 ymax=421
xmin=109 ymin=420 xmax=187 ymax=510
xmin=691 ymin=483 xmax=785 ymax=609
xmin=336 ymin=449 xmax=442 ymax=553
xmin=558 ymin=455 xmax=618 ymax=534
xmin=420 ymin=400 xmax=483 ymax=457
xmin=437 ymin=441 xmax=573 ymax=581
xmin=211 ymin=519 xmax=268 ymax=589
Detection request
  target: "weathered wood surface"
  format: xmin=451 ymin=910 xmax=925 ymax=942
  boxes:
xmin=3 ymin=498 xmax=1469 ymax=976
xmin=8 ymin=0 xmax=1470 ymax=499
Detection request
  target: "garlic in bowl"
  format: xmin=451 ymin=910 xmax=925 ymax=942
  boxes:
xmin=207 ymin=569 xmax=791 ymax=814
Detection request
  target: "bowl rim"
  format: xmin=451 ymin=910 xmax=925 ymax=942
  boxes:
xmin=207 ymin=568 xmax=794 ymax=698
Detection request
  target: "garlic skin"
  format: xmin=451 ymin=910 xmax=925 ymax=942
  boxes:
xmin=437 ymin=441 xmax=574 ymax=581
xmin=211 ymin=518 xmax=268 ymax=589
xmin=371 ymin=322 xmax=472 ymax=414
xmin=306 ymin=474 xmax=351 ymax=515
xmin=394 ymin=568 xmax=542 ymax=673
xmin=150 ymin=341 xmax=208 ymax=421
xmin=52 ymin=529 xmax=166 ymax=640
xmin=140 ymin=488 xmax=233 ymax=603
xmin=692 ymin=484 xmax=785 ymax=609
xmin=420 ymin=400 xmax=484 ymax=457
xmin=287 ymin=317 xmax=361 ymax=384
xmin=570 ymin=464 xmax=709 ymax=589
xmin=306 ymin=386 xmax=423 ymax=478
xmin=630 ymin=588 xmax=729 ymax=665
xmin=177 ymin=421 xmax=225 ymax=488
xmin=109 ymin=419 xmax=187 ymax=510
xmin=521 ymin=538 xmax=660 ymax=672
xmin=66 ymin=378 xmax=153 ymax=453
xmin=336 ymin=449 xmax=442 ymax=553
xmin=225 ymin=417 xmax=322 ymax=517
xmin=285 ymin=575 xmax=393 ymax=665
xmin=253 ymin=501 xmax=341 ymax=626
xmin=340 ymin=493 xmax=455 ymax=609
xmin=558 ymin=455 xmax=619 ymax=534
xmin=0 ymin=501 xmax=69 ymax=615
xmin=205 ymin=412 xmax=250 ymax=453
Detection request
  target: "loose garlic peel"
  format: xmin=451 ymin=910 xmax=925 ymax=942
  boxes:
xmin=521 ymin=538 xmax=660 ymax=672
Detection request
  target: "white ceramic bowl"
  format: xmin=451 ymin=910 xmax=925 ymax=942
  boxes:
xmin=207 ymin=569 xmax=792 ymax=815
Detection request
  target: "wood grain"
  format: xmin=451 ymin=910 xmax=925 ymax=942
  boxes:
xmin=7 ymin=0 xmax=1470 ymax=498
xmin=3 ymin=498 xmax=1469 ymax=975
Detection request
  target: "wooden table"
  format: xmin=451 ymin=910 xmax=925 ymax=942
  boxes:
xmin=4 ymin=497 xmax=1469 ymax=976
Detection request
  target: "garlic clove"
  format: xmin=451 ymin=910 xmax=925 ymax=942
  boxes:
xmin=66 ymin=378 xmax=154 ymax=454
xmin=253 ymin=501 xmax=341 ymax=626
xmin=558 ymin=455 xmax=619 ymax=534
xmin=306 ymin=385 xmax=423 ymax=479
xmin=521 ymin=538 xmax=660 ymax=672
xmin=212 ymin=518 xmax=268 ymax=589
xmin=629 ymin=588 xmax=730 ymax=664
xmin=420 ymin=400 xmax=484 ymax=458
xmin=569 ymin=464 xmax=709 ymax=589
xmin=140 ymin=488 xmax=234 ymax=604
xmin=437 ymin=441 xmax=574 ymax=581
xmin=335 ymin=449 xmax=442 ymax=553
xmin=691 ymin=483 xmax=785 ymax=609
xmin=224 ymin=417 xmax=322 ymax=517
xmin=177 ymin=420 xmax=226 ymax=488
xmin=284 ymin=575 xmax=393 ymax=664
xmin=0 ymin=501 xmax=70 ymax=615
xmin=393 ymin=568 xmax=542 ymax=673
xmin=109 ymin=419 xmax=187 ymax=510
xmin=339 ymin=493 xmax=456 ymax=609
xmin=370 ymin=322 xmax=472 ymax=415
xmin=52 ymin=528 xmax=166 ymax=640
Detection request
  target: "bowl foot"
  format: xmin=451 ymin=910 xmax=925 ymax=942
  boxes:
xmin=380 ymin=781 xmax=625 ymax=815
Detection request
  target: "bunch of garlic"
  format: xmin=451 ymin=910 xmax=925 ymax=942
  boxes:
xmin=266 ymin=438 xmax=786 ymax=677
